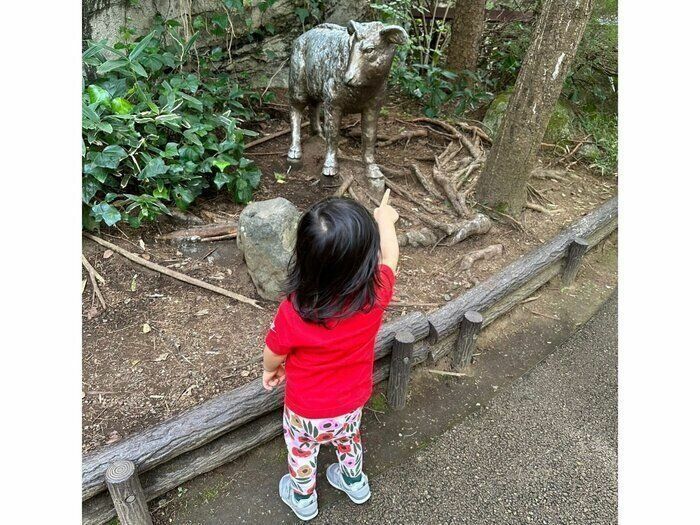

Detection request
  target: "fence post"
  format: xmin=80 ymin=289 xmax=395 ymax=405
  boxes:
xmin=562 ymin=237 xmax=590 ymax=286
xmin=452 ymin=311 xmax=483 ymax=370
xmin=105 ymin=460 xmax=153 ymax=525
xmin=387 ymin=330 xmax=415 ymax=410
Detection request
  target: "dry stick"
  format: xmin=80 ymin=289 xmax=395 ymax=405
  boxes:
xmin=158 ymin=222 xmax=238 ymax=242
xmin=83 ymin=256 xmax=106 ymax=310
xmin=243 ymin=122 xmax=310 ymax=150
xmin=83 ymin=234 xmax=262 ymax=309
xmin=82 ymin=255 xmax=105 ymax=284
xmin=427 ymin=369 xmax=468 ymax=378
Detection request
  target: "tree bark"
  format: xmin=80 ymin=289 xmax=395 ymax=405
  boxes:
xmin=445 ymin=0 xmax=486 ymax=71
xmin=475 ymin=0 xmax=594 ymax=215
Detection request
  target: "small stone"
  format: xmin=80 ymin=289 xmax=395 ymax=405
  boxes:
xmin=444 ymin=294 xmax=452 ymax=301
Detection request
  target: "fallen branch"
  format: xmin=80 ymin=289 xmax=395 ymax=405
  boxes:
xmin=83 ymin=234 xmax=262 ymax=309
xmin=158 ymin=222 xmax=238 ymax=243
xmin=243 ymin=122 xmax=309 ymax=150
xmin=427 ymin=369 xmax=469 ymax=378
xmin=82 ymin=255 xmax=106 ymax=309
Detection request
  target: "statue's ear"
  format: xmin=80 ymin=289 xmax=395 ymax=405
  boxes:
xmin=347 ymin=20 xmax=361 ymax=36
xmin=380 ymin=25 xmax=409 ymax=45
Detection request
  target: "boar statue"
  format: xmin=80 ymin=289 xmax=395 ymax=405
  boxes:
xmin=287 ymin=21 xmax=409 ymax=188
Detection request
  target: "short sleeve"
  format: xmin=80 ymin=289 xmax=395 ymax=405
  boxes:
xmin=376 ymin=264 xmax=396 ymax=309
xmin=265 ymin=301 xmax=293 ymax=355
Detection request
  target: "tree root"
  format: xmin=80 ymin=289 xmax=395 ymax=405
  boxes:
xmin=453 ymin=244 xmax=503 ymax=275
xmin=409 ymin=163 xmax=443 ymax=200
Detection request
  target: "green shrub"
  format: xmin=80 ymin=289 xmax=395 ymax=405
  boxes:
xmin=82 ymin=18 xmax=263 ymax=230
xmin=372 ymin=0 xmax=492 ymax=117
xmin=578 ymin=112 xmax=617 ymax=177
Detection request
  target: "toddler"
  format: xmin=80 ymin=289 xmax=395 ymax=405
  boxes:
xmin=261 ymin=194 xmax=399 ymax=520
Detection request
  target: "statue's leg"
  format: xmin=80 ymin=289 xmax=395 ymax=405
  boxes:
xmin=310 ymin=103 xmax=322 ymax=137
xmin=287 ymin=103 xmax=304 ymax=160
xmin=322 ymin=105 xmax=341 ymax=177
xmin=362 ymin=106 xmax=383 ymax=180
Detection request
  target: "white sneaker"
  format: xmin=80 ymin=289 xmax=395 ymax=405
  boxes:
xmin=279 ymin=474 xmax=318 ymax=521
xmin=325 ymin=463 xmax=371 ymax=504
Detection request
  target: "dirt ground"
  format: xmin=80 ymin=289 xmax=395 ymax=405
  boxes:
xmin=82 ymin=100 xmax=617 ymax=453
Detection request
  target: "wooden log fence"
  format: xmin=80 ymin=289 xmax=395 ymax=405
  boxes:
xmin=453 ymin=311 xmax=483 ymax=370
xmin=105 ymin=461 xmax=153 ymax=525
xmin=82 ymin=197 xmax=617 ymax=524
xmin=387 ymin=331 xmax=416 ymax=410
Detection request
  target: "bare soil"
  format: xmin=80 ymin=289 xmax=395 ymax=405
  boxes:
xmin=82 ymin=100 xmax=617 ymax=453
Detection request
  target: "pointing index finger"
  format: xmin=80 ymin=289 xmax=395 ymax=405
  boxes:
xmin=380 ymin=188 xmax=391 ymax=207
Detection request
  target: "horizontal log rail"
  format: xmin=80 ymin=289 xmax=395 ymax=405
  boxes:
xmin=83 ymin=197 xmax=617 ymax=524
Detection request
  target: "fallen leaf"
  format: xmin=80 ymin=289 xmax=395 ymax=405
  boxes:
xmin=195 ymin=309 xmax=209 ymax=316
xmin=240 ymin=370 xmax=251 ymax=377
xmin=106 ymin=431 xmax=121 ymax=445
xmin=132 ymin=359 xmax=141 ymax=366
xmin=154 ymin=353 xmax=169 ymax=362
xmin=139 ymin=239 xmax=146 ymax=251
xmin=131 ymin=274 xmax=138 ymax=292
xmin=142 ymin=323 xmax=151 ymax=333
xmin=103 ymin=249 xmax=113 ymax=259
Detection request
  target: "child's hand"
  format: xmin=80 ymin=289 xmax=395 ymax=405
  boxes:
xmin=374 ymin=204 xmax=398 ymax=225
xmin=262 ymin=364 xmax=286 ymax=391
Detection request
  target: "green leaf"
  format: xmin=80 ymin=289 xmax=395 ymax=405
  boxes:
xmin=91 ymin=202 xmax=122 ymax=226
xmin=96 ymin=59 xmax=129 ymax=75
xmin=87 ymin=85 xmax=111 ymax=107
xmin=239 ymin=157 xmax=254 ymax=169
xmin=212 ymin=159 xmax=231 ymax=172
xmin=82 ymin=176 xmax=101 ymax=204
xmin=161 ymin=142 xmax=179 ymax=159
xmin=234 ymin=177 xmax=253 ymax=203
xmin=110 ymin=97 xmax=134 ymax=115
xmin=93 ymin=145 xmax=127 ymax=169
xmin=213 ymin=171 xmax=233 ymax=189
xmin=140 ymin=157 xmax=168 ymax=179
xmin=128 ymin=30 xmax=156 ymax=61
xmin=131 ymin=61 xmax=148 ymax=78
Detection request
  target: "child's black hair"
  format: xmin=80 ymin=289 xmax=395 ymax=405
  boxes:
xmin=284 ymin=197 xmax=381 ymax=325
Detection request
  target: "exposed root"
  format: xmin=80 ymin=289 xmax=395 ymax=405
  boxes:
xmin=409 ymin=163 xmax=443 ymax=200
xmin=453 ymin=244 xmax=503 ymax=277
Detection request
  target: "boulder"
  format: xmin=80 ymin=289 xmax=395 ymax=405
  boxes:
xmin=237 ymin=197 xmax=300 ymax=301
xmin=483 ymin=91 xmax=575 ymax=143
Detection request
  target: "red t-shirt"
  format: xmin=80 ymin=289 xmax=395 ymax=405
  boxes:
xmin=265 ymin=264 xmax=396 ymax=419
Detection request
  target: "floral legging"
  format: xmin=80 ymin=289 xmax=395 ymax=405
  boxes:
xmin=283 ymin=405 xmax=364 ymax=496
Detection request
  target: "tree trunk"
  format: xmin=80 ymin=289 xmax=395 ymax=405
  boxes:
xmin=475 ymin=0 xmax=594 ymax=215
xmin=445 ymin=0 xmax=486 ymax=71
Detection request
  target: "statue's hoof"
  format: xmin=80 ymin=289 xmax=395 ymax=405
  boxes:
xmin=367 ymin=163 xmax=384 ymax=180
xmin=321 ymin=175 xmax=341 ymax=189
xmin=287 ymin=146 xmax=302 ymax=160
xmin=322 ymin=164 xmax=338 ymax=177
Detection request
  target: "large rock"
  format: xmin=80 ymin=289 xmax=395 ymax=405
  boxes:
xmin=237 ymin=197 xmax=300 ymax=301
xmin=483 ymin=91 xmax=575 ymax=143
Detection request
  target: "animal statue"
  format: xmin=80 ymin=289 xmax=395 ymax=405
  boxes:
xmin=287 ymin=21 xmax=409 ymax=186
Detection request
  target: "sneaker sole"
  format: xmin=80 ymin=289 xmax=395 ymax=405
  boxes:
xmin=326 ymin=476 xmax=371 ymax=504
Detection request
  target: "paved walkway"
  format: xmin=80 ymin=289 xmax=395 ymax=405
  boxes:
xmin=316 ymin=296 xmax=618 ymax=524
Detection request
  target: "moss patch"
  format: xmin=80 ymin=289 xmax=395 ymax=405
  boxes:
xmin=367 ymin=393 xmax=389 ymax=412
